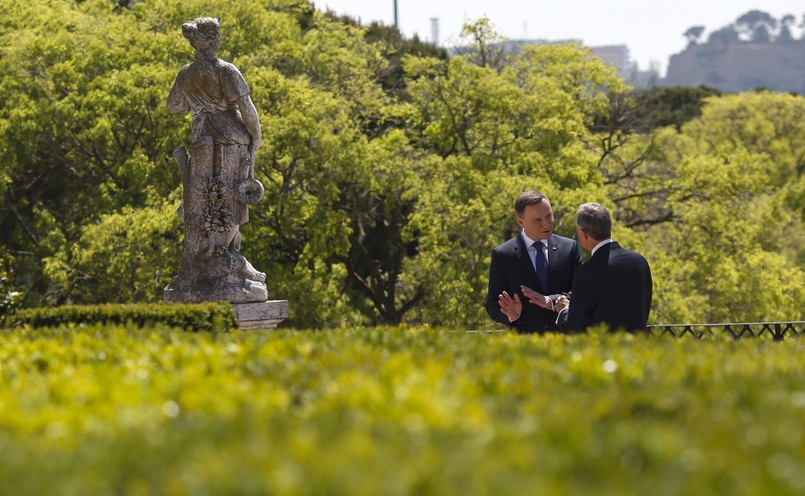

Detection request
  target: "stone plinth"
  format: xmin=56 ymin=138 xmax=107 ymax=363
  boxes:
xmin=232 ymin=300 xmax=289 ymax=330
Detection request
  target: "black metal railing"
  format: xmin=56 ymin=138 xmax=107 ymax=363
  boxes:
xmin=647 ymin=321 xmax=805 ymax=340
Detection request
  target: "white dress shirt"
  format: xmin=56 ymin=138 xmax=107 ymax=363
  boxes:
xmin=521 ymin=230 xmax=547 ymax=271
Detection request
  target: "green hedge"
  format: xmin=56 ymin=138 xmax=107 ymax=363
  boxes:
xmin=1 ymin=326 xmax=804 ymax=495
xmin=5 ymin=302 xmax=238 ymax=332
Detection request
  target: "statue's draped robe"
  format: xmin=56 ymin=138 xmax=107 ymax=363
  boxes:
xmin=168 ymin=59 xmax=252 ymax=225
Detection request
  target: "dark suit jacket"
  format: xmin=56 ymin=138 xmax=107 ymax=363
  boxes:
xmin=563 ymin=242 xmax=652 ymax=333
xmin=486 ymin=233 xmax=582 ymax=333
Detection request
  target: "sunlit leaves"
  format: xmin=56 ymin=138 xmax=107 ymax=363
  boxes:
xmin=2 ymin=1 xmax=801 ymax=326
xmin=612 ymin=92 xmax=805 ymax=323
xmin=42 ymin=202 xmax=181 ymax=304
xmin=403 ymin=33 xmax=620 ymax=328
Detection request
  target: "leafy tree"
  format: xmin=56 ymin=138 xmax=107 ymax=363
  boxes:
xmin=778 ymin=14 xmax=796 ymax=42
xmin=247 ymin=17 xmax=622 ymax=327
xmin=597 ymin=92 xmax=805 ymax=323
xmin=0 ymin=0 xmax=189 ymax=305
xmin=707 ymin=26 xmax=740 ymax=46
xmin=322 ymin=13 xmax=448 ymax=96
xmin=453 ymin=17 xmax=510 ymax=71
xmin=3 ymin=0 xmax=801 ymax=329
xmin=43 ymin=201 xmax=182 ymax=303
xmin=632 ymin=85 xmax=722 ymax=131
xmin=587 ymin=85 xmax=721 ymax=232
xmin=735 ymin=10 xmax=777 ymax=42
xmin=684 ymin=26 xmax=706 ymax=46
xmin=402 ymin=28 xmax=624 ymax=327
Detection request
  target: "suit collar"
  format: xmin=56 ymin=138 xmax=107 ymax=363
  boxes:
xmin=546 ymin=235 xmax=559 ymax=266
xmin=521 ymin=231 xmax=552 ymax=248
xmin=521 ymin=231 xmax=546 ymax=249
xmin=521 ymin=233 xmax=558 ymax=261
xmin=590 ymin=239 xmax=613 ymax=257
xmin=591 ymin=240 xmax=620 ymax=258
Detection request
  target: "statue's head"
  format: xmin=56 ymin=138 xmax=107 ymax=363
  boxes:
xmin=182 ymin=17 xmax=220 ymax=51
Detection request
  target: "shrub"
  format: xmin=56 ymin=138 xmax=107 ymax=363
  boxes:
xmin=6 ymin=302 xmax=238 ymax=332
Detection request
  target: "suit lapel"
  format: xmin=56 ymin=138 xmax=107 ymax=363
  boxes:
xmin=515 ymin=234 xmax=539 ymax=280
xmin=547 ymin=235 xmax=558 ymax=268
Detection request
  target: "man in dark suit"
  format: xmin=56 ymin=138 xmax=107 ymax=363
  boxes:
xmin=485 ymin=191 xmax=582 ymax=333
xmin=557 ymin=202 xmax=653 ymax=332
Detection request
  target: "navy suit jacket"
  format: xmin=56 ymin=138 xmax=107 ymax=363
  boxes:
xmin=563 ymin=242 xmax=653 ymax=333
xmin=486 ymin=233 xmax=582 ymax=334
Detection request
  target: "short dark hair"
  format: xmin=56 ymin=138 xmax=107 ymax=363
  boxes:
xmin=514 ymin=191 xmax=548 ymax=217
xmin=575 ymin=202 xmax=611 ymax=240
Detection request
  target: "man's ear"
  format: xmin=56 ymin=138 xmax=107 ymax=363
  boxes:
xmin=516 ymin=215 xmax=525 ymax=228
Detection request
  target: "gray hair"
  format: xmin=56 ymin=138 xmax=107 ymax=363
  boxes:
xmin=575 ymin=202 xmax=611 ymax=240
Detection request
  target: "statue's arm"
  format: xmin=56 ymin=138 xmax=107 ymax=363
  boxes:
xmin=167 ymin=78 xmax=189 ymax=114
xmin=237 ymin=94 xmax=262 ymax=152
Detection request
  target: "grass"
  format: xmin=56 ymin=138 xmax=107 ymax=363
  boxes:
xmin=1 ymin=323 xmax=804 ymax=495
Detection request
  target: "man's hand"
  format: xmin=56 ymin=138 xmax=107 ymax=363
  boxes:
xmin=520 ymin=285 xmax=553 ymax=310
xmin=498 ymin=291 xmax=523 ymax=321
xmin=555 ymin=295 xmax=570 ymax=313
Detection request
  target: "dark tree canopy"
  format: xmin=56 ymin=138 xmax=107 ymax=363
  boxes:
xmin=684 ymin=26 xmax=706 ymax=46
xmin=735 ymin=10 xmax=777 ymax=42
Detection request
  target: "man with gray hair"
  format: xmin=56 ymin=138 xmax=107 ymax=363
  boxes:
xmin=556 ymin=202 xmax=653 ymax=332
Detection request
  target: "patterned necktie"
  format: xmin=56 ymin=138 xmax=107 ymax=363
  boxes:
xmin=533 ymin=241 xmax=548 ymax=290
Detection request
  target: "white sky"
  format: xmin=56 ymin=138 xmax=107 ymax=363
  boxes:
xmin=313 ymin=1 xmax=805 ymax=76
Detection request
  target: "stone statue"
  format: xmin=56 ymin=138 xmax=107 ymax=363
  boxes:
xmin=164 ymin=17 xmax=268 ymax=304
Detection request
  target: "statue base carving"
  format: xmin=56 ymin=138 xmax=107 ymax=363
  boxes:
xmin=232 ymin=300 xmax=289 ymax=330
xmin=164 ymin=245 xmax=268 ymax=304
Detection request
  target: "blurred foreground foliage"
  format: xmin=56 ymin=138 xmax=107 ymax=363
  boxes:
xmin=1 ymin=0 xmax=802 ymax=327
xmin=0 ymin=324 xmax=804 ymax=495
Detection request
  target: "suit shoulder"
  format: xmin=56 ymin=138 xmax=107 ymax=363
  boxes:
xmin=613 ymin=244 xmax=646 ymax=260
xmin=492 ymin=236 xmax=520 ymax=253
xmin=611 ymin=245 xmax=651 ymax=267
xmin=552 ymin=234 xmax=574 ymax=243
xmin=551 ymin=234 xmax=579 ymax=248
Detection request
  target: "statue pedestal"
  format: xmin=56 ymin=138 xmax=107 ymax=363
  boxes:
xmin=232 ymin=300 xmax=289 ymax=330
